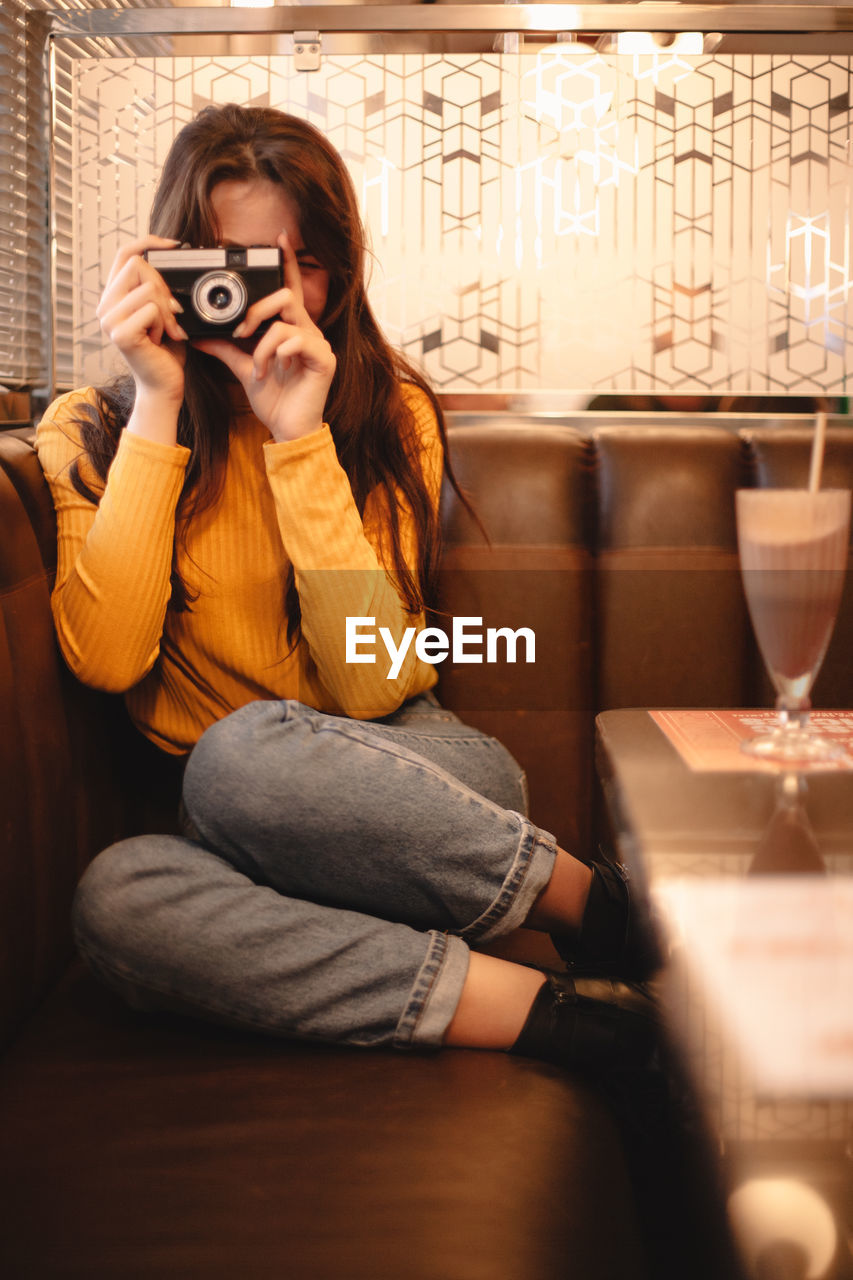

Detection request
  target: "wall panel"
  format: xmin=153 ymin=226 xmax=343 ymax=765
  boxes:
xmin=60 ymin=48 xmax=853 ymax=395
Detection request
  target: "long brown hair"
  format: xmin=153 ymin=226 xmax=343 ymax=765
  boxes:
xmin=71 ymin=103 xmax=467 ymax=642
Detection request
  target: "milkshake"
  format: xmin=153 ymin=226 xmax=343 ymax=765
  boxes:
xmin=736 ymin=488 xmax=851 ymax=763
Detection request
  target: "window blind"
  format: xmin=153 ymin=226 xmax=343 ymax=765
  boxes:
xmin=0 ymin=0 xmax=164 ymax=394
xmin=0 ymin=0 xmax=48 ymax=390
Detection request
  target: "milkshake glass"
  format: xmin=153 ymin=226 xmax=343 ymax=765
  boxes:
xmin=736 ymin=488 xmax=851 ymax=764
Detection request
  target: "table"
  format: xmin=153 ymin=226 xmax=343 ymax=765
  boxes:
xmin=595 ymin=709 xmax=853 ymax=1280
xmin=596 ymin=708 xmax=853 ymax=880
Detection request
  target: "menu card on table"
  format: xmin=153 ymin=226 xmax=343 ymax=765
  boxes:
xmin=650 ymin=709 xmax=853 ymax=773
xmin=655 ymin=877 xmax=853 ymax=1097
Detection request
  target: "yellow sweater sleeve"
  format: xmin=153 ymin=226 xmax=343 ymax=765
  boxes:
xmin=36 ymin=390 xmax=191 ymax=692
xmin=263 ymin=385 xmax=444 ymax=719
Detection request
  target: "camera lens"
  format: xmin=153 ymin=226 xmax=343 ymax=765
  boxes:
xmin=209 ymin=286 xmax=232 ymax=311
xmin=191 ymin=270 xmax=248 ymax=327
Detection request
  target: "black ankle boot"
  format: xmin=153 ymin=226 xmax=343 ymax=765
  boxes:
xmin=510 ymin=973 xmax=660 ymax=1075
xmin=551 ymin=855 xmax=664 ymax=982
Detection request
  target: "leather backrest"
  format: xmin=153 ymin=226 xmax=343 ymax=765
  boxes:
xmin=0 ymin=432 xmax=128 ymax=1047
xmin=593 ymin=426 xmax=756 ymax=712
xmin=438 ymin=422 xmax=594 ymax=853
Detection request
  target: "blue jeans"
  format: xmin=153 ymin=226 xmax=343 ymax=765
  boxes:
xmin=72 ymin=696 xmax=558 ymax=1049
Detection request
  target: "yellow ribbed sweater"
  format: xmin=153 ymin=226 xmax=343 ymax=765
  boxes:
xmin=36 ymin=382 xmax=442 ymax=754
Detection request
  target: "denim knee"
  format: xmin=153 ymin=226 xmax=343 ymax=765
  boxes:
xmin=72 ymin=839 xmax=150 ymax=974
xmin=181 ymin=699 xmax=310 ymax=848
xmin=184 ymin=700 xmax=279 ymax=801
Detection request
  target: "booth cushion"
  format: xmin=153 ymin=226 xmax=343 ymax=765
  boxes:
xmin=0 ymin=963 xmax=649 ymax=1280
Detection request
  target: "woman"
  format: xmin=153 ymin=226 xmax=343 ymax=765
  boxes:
xmin=37 ymin=104 xmax=658 ymax=1070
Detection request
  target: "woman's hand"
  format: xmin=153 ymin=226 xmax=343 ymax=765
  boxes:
xmin=193 ymin=232 xmax=336 ymax=443
xmin=96 ymin=235 xmax=189 ymax=411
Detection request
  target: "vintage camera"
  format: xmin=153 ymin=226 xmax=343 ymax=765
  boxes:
xmin=144 ymin=246 xmax=284 ymax=337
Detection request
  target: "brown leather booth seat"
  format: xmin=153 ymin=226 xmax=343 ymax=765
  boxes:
xmin=3 ymin=415 xmax=851 ymax=1278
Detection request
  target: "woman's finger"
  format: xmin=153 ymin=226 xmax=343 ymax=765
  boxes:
xmin=232 ymin=288 xmax=298 ymax=341
xmin=101 ymin=275 xmax=183 ymax=330
xmin=98 ymin=255 xmax=177 ymax=325
xmin=255 ymin=326 xmax=335 ymax=382
xmin=250 ymin=320 xmax=294 ymax=379
xmin=104 ymin=235 xmax=180 ymax=290
xmin=277 ymin=230 xmax=305 ymax=306
xmin=276 ymin=335 xmax=305 ymax=364
xmin=232 ymin=232 xmax=311 ymax=340
xmin=109 ymin=300 xmax=170 ymax=352
xmin=191 ymin=336 xmax=254 ymax=383
xmin=100 ymin=279 xmax=187 ymax=345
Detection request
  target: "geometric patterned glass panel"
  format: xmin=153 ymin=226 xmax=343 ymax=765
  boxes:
xmin=66 ymin=51 xmax=853 ymax=395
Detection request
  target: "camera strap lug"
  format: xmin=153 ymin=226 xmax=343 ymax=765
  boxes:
xmin=293 ymin=31 xmax=321 ymax=72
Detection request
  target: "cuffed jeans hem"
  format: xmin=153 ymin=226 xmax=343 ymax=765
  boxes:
xmin=394 ymin=932 xmax=471 ymax=1050
xmin=461 ymin=822 xmax=559 ymax=946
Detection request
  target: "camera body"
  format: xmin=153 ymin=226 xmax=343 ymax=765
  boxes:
xmin=144 ymin=246 xmax=284 ymax=337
